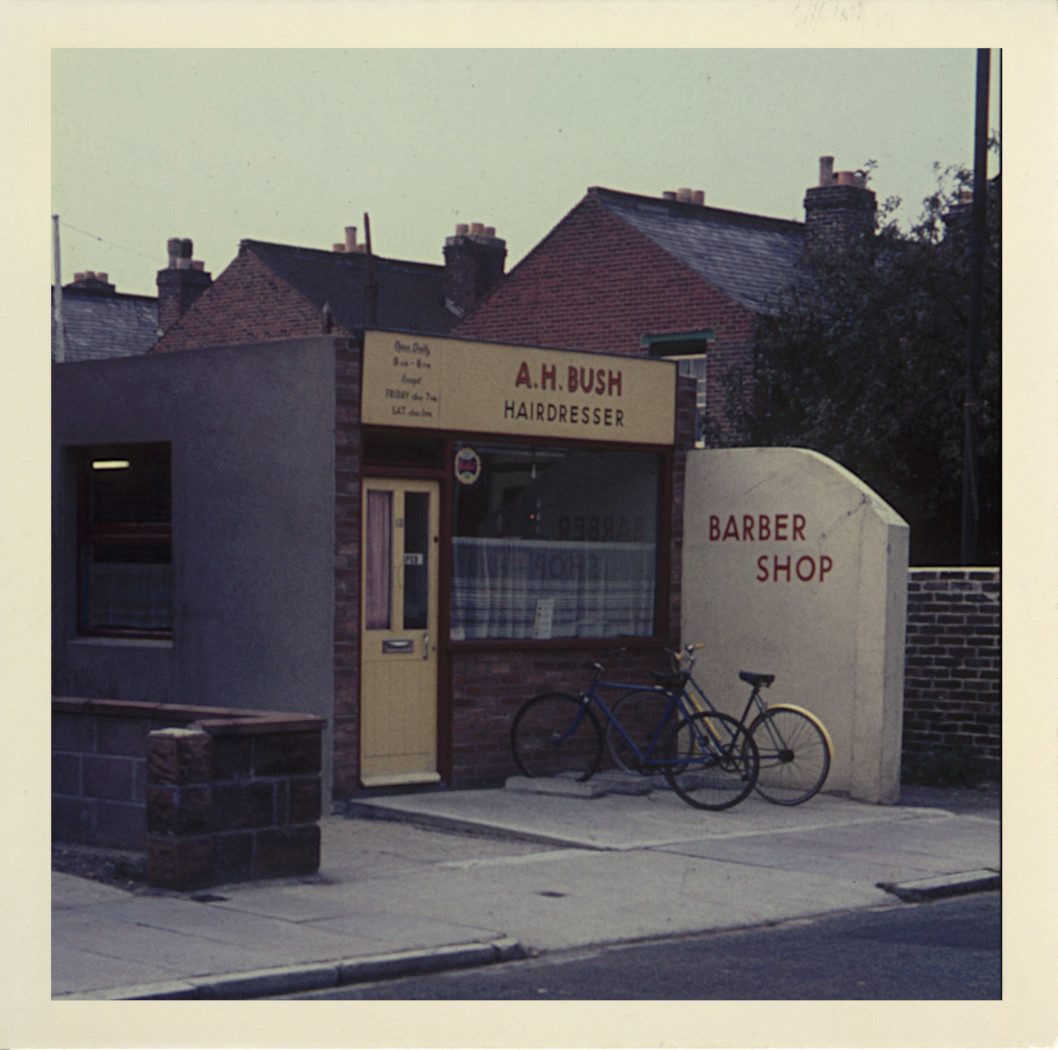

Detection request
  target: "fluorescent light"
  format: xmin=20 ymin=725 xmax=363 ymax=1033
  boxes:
xmin=91 ymin=459 xmax=131 ymax=470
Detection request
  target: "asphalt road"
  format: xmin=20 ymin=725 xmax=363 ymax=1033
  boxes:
xmin=284 ymin=891 xmax=1000 ymax=1000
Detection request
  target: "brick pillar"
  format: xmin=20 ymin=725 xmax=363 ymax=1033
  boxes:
xmin=803 ymin=158 xmax=877 ymax=256
xmin=146 ymin=727 xmax=214 ymax=891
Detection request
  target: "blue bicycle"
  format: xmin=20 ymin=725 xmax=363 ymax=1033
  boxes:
xmin=510 ymin=651 xmax=759 ymax=810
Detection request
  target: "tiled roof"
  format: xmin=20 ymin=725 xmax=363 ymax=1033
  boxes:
xmin=52 ymin=289 xmax=159 ymax=361
xmin=592 ymin=188 xmax=805 ymax=314
xmin=244 ymin=240 xmax=459 ymax=336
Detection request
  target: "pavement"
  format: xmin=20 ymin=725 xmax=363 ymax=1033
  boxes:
xmin=52 ymin=775 xmax=1000 ymax=1000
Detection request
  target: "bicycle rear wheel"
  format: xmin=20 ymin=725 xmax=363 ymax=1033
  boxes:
xmin=662 ymin=711 xmax=758 ymax=810
xmin=510 ymin=693 xmax=603 ymax=781
xmin=605 ymin=689 xmax=672 ymax=773
xmin=749 ymin=706 xmax=831 ymax=805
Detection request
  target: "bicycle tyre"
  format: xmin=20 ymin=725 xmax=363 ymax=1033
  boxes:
xmin=510 ymin=693 xmax=603 ymax=782
xmin=605 ymin=689 xmax=673 ymax=774
xmin=749 ymin=706 xmax=831 ymax=805
xmin=662 ymin=710 xmax=759 ymax=810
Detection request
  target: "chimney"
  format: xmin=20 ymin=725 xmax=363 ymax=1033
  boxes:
xmin=443 ymin=222 xmax=507 ymax=317
xmin=64 ymin=271 xmax=116 ymax=294
xmin=156 ymin=237 xmax=212 ymax=332
xmin=663 ymin=188 xmax=706 ymax=206
xmin=803 ymin=156 xmax=877 ymax=256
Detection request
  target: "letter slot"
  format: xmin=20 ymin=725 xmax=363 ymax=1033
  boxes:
xmin=382 ymin=638 xmax=415 ymax=654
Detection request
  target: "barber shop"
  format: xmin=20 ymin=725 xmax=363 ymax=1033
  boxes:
xmin=52 ymin=329 xmax=695 ymax=806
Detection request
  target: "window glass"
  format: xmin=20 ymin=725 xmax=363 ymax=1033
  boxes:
xmin=364 ymin=489 xmax=393 ymax=630
xmin=451 ymin=444 xmax=659 ymax=640
xmin=79 ymin=443 xmax=172 ymax=635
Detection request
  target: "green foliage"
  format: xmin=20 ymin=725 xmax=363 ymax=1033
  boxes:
xmin=716 ymin=158 xmax=1000 ymax=566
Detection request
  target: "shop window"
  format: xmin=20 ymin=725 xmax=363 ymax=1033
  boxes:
xmin=77 ymin=443 xmax=172 ymax=636
xmin=451 ymin=443 xmax=659 ymax=640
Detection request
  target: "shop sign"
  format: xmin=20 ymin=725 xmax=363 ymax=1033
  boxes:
xmin=454 ymin=446 xmax=482 ymax=485
xmin=360 ymin=331 xmax=676 ymax=445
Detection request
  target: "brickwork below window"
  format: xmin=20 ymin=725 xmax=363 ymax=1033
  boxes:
xmin=903 ymin=569 xmax=1001 ymax=780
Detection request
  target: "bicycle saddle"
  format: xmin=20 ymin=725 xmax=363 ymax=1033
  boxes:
xmin=651 ymin=670 xmax=691 ymax=690
xmin=739 ymin=671 xmax=775 ymax=688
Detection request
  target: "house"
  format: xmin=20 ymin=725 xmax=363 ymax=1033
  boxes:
xmin=51 ymin=272 xmax=161 ymax=363
xmin=151 ymin=222 xmax=507 ymax=353
xmin=452 ymin=158 xmax=877 ymax=441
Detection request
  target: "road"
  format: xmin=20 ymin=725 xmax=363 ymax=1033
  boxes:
xmin=282 ymin=891 xmax=1000 ymax=1000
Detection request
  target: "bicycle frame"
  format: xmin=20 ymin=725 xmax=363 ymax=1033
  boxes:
xmin=574 ymin=666 xmax=730 ymax=772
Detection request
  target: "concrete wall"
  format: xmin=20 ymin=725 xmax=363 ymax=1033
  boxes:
xmin=682 ymin=447 xmax=909 ymax=803
xmin=52 ymin=337 xmax=337 ymax=792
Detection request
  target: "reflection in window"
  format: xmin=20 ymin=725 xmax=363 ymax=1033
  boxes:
xmin=451 ymin=444 xmax=659 ymax=640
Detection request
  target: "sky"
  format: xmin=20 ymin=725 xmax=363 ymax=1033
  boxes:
xmin=51 ymin=47 xmax=1001 ymax=298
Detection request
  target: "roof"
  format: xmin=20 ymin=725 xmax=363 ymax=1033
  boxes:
xmin=243 ymin=240 xmax=459 ymax=335
xmin=591 ymin=187 xmax=805 ymax=314
xmin=52 ymin=288 xmax=159 ymax=361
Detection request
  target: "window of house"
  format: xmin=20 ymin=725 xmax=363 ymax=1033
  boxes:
xmin=78 ymin=442 xmax=172 ymax=636
xmin=451 ymin=443 xmax=660 ymax=641
xmin=643 ymin=331 xmax=713 ymax=446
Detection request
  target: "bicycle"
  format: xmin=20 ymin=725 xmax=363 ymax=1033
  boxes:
xmin=509 ymin=650 xmax=759 ymax=811
xmin=606 ymin=644 xmax=833 ymax=806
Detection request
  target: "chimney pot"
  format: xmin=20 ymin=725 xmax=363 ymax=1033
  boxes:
xmin=691 ymin=190 xmax=705 ymax=206
xmin=662 ymin=191 xmax=677 ymax=201
xmin=470 ymin=222 xmax=485 ymax=235
xmin=676 ymin=188 xmax=693 ymax=203
xmin=484 ymin=226 xmax=496 ymax=238
xmin=96 ymin=273 xmax=108 ymax=283
xmin=819 ymin=156 xmax=835 ymax=186
xmin=455 ymin=223 xmax=469 ymax=236
xmin=74 ymin=272 xmax=85 ymax=282
xmin=344 ymin=226 xmax=357 ymax=252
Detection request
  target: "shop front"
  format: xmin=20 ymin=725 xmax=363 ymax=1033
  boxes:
xmin=352 ymin=330 xmax=693 ymax=792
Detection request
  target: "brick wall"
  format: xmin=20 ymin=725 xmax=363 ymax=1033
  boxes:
xmin=153 ymin=248 xmax=343 ymax=352
xmin=903 ymin=569 xmax=1001 ymax=779
xmin=333 ymin=338 xmax=362 ymax=798
xmin=53 ymin=698 xmax=324 ymax=890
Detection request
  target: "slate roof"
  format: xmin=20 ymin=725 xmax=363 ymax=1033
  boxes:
xmin=592 ymin=187 xmax=806 ymax=314
xmin=243 ymin=240 xmax=459 ymax=336
xmin=52 ymin=288 xmax=159 ymax=361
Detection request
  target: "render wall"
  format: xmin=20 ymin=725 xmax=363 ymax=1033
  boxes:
xmin=52 ymin=337 xmax=338 ymax=791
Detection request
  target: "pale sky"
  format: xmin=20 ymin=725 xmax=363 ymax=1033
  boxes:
xmin=52 ymin=48 xmax=1001 ymax=297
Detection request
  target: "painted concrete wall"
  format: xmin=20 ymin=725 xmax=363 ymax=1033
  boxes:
xmin=52 ymin=337 xmax=337 ymax=792
xmin=681 ymin=447 xmax=909 ymax=803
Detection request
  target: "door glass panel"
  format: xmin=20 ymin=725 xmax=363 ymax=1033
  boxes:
xmin=403 ymin=491 xmax=429 ymax=630
xmin=365 ymin=490 xmax=392 ymax=630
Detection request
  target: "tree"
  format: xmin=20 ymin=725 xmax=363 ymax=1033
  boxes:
xmin=713 ymin=157 xmax=1000 ymax=566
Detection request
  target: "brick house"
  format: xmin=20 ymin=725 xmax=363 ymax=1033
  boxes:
xmin=453 ymin=159 xmax=877 ymax=441
xmin=151 ymin=222 xmax=509 ymax=353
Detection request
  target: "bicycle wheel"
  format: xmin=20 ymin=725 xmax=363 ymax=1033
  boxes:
xmin=662 ymin=711 xmax=758 ymax=810
xmin=749 ymin=706 xmax=831 ymax=805
xmin=510 ymin=693 xmax=603 ymax=781
xmin=605 ymin=689 xmax=672 ymax=774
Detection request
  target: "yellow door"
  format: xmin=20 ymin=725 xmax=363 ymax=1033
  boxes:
xmin=360 ymin=479 xmax=440 ymax=787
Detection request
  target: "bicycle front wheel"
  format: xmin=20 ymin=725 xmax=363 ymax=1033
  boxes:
xmin=662 ymin=711 xmax=758 ymax=810
xmin=510 ymin=693 xmax=603 ymax=782
xmin=605 ymin=689 xmax=672 ymax=774
xmin=749 ymin=706 xmax=831 ymax=805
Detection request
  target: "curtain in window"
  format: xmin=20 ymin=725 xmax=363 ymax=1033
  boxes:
xmin=84 ymin=563 xmax=173 ymax=630
xmin=365 ymin=490 xmax=393 ymax=630
xmin=451 ymin=537 xmax=655 ymax=640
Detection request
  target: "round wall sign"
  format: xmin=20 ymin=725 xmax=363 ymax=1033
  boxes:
xmin=454 ymin=446 xmax=482 ymax=486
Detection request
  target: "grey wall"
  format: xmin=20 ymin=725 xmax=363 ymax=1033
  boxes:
xmin=52 ymin=337 xmax=338 ymax=792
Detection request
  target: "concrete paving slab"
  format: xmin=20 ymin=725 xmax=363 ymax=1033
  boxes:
xmin=51 ymin=871 xmax=135 ymax=909
xmin=309 ymin=910 xmax=505 ymax=951
xmin=51 ymin=945 xmax=184 ymax=996
xmin=350 ymin=785 xmax=950 ymax=851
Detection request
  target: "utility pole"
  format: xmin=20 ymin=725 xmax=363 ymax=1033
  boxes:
xmin=961 ymin=48 xmax=991 ymax=565
xmin=53 ymin=214 xmax=65 ymax=363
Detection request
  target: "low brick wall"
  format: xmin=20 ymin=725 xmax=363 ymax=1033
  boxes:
xmin=52 ymin=698 xmax=324 ymax=889
xmin=903 ymin=569 xmax=1001 ymax=780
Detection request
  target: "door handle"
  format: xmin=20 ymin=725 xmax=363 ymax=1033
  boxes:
xmin=423 ymin=632 xmax=429 ymax=660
